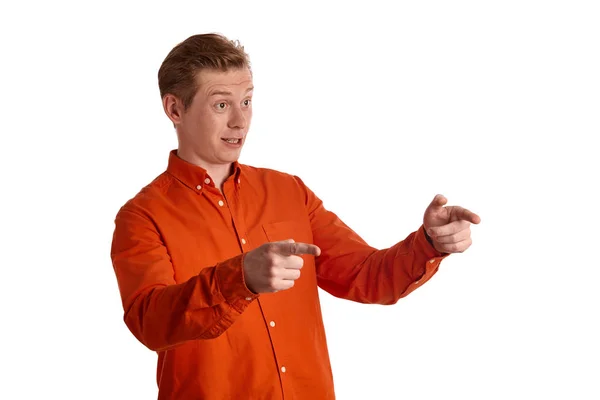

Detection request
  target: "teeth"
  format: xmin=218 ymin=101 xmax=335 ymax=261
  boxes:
xmin=223 ymin=138 xmax=240 ymax=144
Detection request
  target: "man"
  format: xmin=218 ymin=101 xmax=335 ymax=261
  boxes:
xmin=111 ymin=33 xmax=481 ymax=399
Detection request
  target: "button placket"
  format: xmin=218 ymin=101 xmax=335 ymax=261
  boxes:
xmin=223 ymin=182 xmax=249 ymax=256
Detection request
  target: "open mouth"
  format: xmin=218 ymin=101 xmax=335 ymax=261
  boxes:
xmin=221 ymin=138 xmax=242 ymax=144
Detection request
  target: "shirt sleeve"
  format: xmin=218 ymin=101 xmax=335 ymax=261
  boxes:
xmin=110 ymin=207 xmax=258 ymax=352
xmin=294 ymin=176 xmax=448 ymax=305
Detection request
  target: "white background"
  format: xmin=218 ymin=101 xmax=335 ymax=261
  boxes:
xmin=1 ymin=1 xmax=599 ymax=399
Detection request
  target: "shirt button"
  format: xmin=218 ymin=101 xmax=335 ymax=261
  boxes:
xmin=196 ymin=185 xmax=202 ymax=190
xmin=241 ymin=238 xmax=247 ymax=245
xmin=245 ymin=297 xmax=252 ymax=301
xmin=269 ymin=321 xmax=275 ymax=327
xmin=204 ymin=177 xmax=211 ymax=184
xmin=281 ymin=366 xmax=286 ymax=373
xmin=429 ymin=259 xmax=435 ymax=264
xmin=218 ymin=200 xmax=224 ymax=207
xmin=237 ymin=178 xmax=241 ymax=184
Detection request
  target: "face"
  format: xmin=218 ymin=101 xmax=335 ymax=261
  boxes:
xmin=166 ymin=68 xmax=253 ymax=169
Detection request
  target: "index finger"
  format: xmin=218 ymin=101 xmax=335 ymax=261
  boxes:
xmin=455 ymin=207 xmax=481 ymax=224
xmin=275 ymin=241 xmax=321 ymax=257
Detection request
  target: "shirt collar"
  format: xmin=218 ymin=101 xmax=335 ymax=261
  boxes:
xmin=166 ymin=149 xmax=242 ymax=193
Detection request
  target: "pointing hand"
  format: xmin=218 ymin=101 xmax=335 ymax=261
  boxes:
xmin=243 ymin=239 xmax=321 ymax=293
xmin=423 ymin=194 xmax=481 ymax=254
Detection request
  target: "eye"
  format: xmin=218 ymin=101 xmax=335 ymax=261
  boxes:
xmin=243 ymin=99 xmax=252 ymax=107
xmin=216 ymin=102 xmax=227 ymax=110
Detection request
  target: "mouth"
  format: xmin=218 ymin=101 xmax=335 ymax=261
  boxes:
xmin=221 ymin=138 xmax=242 ymax=144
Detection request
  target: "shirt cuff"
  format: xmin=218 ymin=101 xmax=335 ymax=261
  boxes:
xmin=403 ymin=225 xmax=448 ymax=297
xmin=215 ymin=254 xmax=259 ymax=313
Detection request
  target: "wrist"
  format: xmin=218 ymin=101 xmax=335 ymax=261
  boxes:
xmin=423 ymin=226 xmax=434 ymax=246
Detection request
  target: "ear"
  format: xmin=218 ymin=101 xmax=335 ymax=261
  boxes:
xmin=162 ymin=94 xmax=185 ymax=125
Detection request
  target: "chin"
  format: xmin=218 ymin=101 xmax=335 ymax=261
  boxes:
xmin=220 ymin=152 xmax=242 ymax=163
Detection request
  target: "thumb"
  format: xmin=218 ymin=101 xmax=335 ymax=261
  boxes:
xmin=429 ymin=194 xmax=447 ymax=209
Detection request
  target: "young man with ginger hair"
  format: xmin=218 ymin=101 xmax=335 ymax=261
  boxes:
xmin=110 ymin=33 xmax=481 ymax=399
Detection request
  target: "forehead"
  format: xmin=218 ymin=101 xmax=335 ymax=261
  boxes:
xmin=195 ymin=68 xmax=253 ymax=93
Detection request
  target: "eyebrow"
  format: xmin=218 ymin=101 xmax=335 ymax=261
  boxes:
xmin=209 ymin=86 xmax=254 ymax=97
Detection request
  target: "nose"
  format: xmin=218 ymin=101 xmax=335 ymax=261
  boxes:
xmin=228 ymin=106 xmax=247 ymax=130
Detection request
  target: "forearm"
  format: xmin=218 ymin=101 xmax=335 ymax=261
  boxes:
xmin=122 ymin=254 xmax=257 ymax=352
xmin=296 ymin=175 xmax=446 ymax=305
xmin=317 ymin=226 xmax=445 ymax=304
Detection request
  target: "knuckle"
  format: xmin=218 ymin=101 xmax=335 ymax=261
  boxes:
xmin=265 ymin=243 xmax=276 ymax=252
xmin=265 ymin=245 xmax=278 ymax=258
xmin=264 ymin=255 xmax=274 ymax=266
xmin=271 ymin=255 xmax=282 ymax=266
xmin=268 ymin=266 xmax=278 ymax=278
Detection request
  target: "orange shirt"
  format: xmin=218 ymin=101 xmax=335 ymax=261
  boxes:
xmin=110 ymin=150 xmax=446 ymax=399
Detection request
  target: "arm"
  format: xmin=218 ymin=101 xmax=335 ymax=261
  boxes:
xmin=110 ymin=208 xmax=257 ymax=352
xmin=295 ymin=177 xmax=447 ymax=305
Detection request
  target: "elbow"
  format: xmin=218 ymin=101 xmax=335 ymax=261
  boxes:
xmin=123 ymin=308 xmax=227 ymax=352
xmin=122 ymin=309 xmax=162 ymax=352
xmin=122 ymin=289 xmax=176 ymax=351
xmin=123 ymin=312 xmax=178 ymax=352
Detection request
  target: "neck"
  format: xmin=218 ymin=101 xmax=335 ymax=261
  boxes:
xmin=176 ymin=148 xmax=233 ymax=191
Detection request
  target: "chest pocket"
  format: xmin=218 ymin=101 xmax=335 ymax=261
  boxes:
xmin=261 ymin=219 xmax=313 ymax=244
